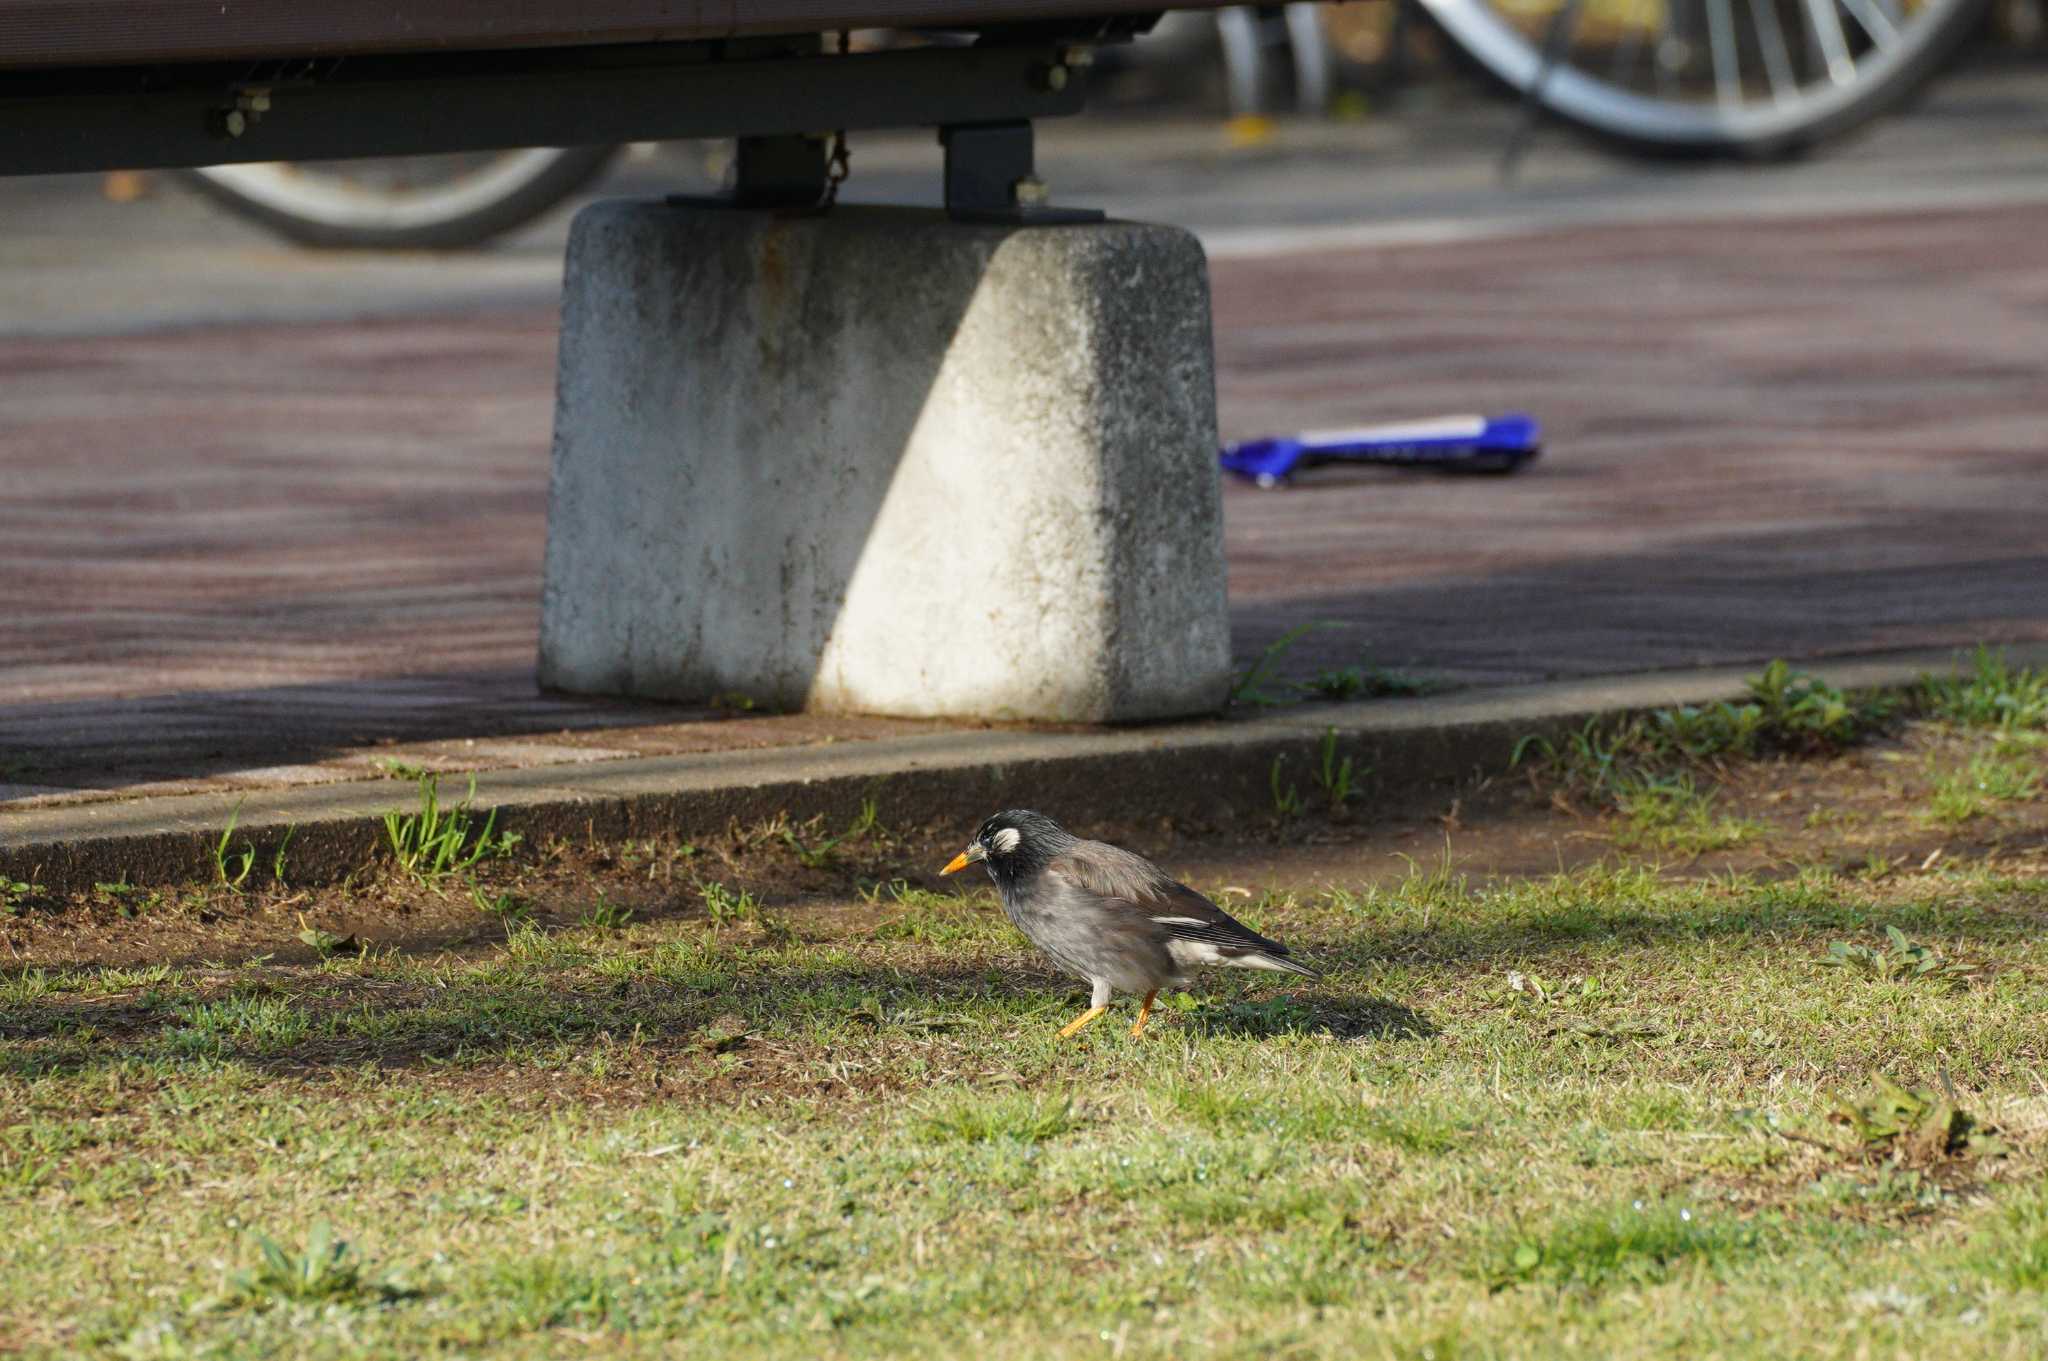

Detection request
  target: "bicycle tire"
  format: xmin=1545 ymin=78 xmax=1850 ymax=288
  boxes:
xmin=1417 ymin=0 xmax=1990 ymax=159
xmin=176 ymin=145 xmax=621 ymax=250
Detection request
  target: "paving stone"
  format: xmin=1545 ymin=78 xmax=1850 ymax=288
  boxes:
xmin=2 ymin=204 xmax=2044 ymax=802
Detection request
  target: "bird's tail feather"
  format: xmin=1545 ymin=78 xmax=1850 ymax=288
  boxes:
xmin=1235 ymin=950 xmax=1321 ymax=980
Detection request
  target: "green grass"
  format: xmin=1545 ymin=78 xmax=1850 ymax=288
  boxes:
xmin=1304 ymin=665 xmax=1432 ymax=701
xmin=1924 ymin=750 xmax=2042 ymax=825
xmin=1920 ymin=647 xmax=2048 ymax=731
xmin=1481 ymin=1197 xmax=1774 ymax=1290
xmin=1228 ymin=622 xmax=1432 ymax=707
xmin=868 ymin=881 xmax=1013 ymax=947
xmin=1517 ymin=660 xmax=1894 ymax=807
xmin=1611 ymin=772 xmax=1760 ymax=854
xmin=6 ymin=732 xmax=2048 ymax=1357
xmin=914 ymin=1092 xmax=1083 ymax=1144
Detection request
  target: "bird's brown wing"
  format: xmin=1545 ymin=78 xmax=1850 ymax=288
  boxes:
xmin=1044 ymin=840 xmax=1295 ymax=959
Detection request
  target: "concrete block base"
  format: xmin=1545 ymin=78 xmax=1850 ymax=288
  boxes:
xmin=538 ymin=202 xmax=1229 ymax=722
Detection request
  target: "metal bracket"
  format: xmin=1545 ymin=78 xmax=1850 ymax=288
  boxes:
xmin=664 ymin=132 xmax=832 ymax=213
xmin=0 ymin=40 xmax=1092 ymax=178
xmin=730 ymin=134 xmax=829 ymax=209
xmin=940 ymin=121 xmax=1102 ymax=224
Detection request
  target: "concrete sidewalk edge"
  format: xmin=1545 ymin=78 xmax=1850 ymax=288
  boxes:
xmin=5 ymin=644 xmax=2040 ymax=893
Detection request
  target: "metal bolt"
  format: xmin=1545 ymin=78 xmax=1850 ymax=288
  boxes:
xmin=1035 ymin=63 xmax=1070 ymax=92
xmin=1059 ymin=45 xmax=1096 ymax=68
xmin=221 ymin=109 xmax=247 ymax=138
xmin=1012 ymin=176 xmax=1050 ymax=208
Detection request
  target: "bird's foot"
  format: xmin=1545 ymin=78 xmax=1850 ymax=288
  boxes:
xmin=1056 ymin=1005 xmax=1108 ymax=1039
xmin=1129 ymin=989 xmax=1159 ymax=1037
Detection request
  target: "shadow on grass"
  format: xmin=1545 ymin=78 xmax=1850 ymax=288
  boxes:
xmin=1305 ymin=882 xmax=2048 ymax=974
xmin=1178 ymin=992 xmax=1437 ymax=1042
xmin=0 ymin=956 xmax=1431 ymax=1083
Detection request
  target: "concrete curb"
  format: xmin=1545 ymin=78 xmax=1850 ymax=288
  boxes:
xmin=4 ymin=644 xmax=2040 ymax=893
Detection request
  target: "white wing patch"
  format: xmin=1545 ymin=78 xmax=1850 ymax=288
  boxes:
xmin=1166 ymin=939 xmax=1225 ymax=968
xmin=1151 ymin=915 xmax=1207 ymax=926
xmin=991 ymin=827 xmax=1023 ymax=854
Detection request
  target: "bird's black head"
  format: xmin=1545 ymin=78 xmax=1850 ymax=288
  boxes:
xmin=939 ymin=808 xmax=1074 ymax=883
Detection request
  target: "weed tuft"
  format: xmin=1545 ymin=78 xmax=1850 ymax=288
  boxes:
xmin=1269 ymin=755 xmax=1305 ymax=819
xmin=1 ymin=876 xmax=41 ymax=917
xmin=1483 ymin=1199 xmax=1766 ymax=1290
xmin=1820 ymin=926 xmax=1973 ymax=984
xmin=1832 ymin=1076 xmax=1995 ymax=1164
xmin=1611 ymin=772 xmax=1758 ymax=854
xmin=213 ymin=799 xmax=256 ymax=892
xmin=580 ymin=892 xmax=636 ymax=932
xmin=1313 ymin=727 xmax=1361 ymax=812
xmin=469 ymin=882 xmax=531 ymax=928
xmin=383 ymin=774 xmax=521 ymax=884
xmin=208 ymin=1222 xmax=412 ymax=1311
xmin=1521 ymin=661 xmax=1890 ymax=801
xmin=1920 ymin=646 xmax=2048 ymax=731
xmin=1231 ymin=622 xmax=1336 ymax=706
xmin=1306 ymin=664 xmax=1430 ymax=701
xmin=699 ymin=881 xmax=760 ymax=928
xmin=782 ymin=800 xmax=882 ymax=870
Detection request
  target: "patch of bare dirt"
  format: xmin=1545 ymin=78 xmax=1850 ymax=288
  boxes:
xmin=3 ymin=722 xmax=2043 ymax=973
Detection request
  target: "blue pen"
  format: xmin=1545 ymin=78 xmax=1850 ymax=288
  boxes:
xmin=1220 ymin=412 xmax=1541 ymax=488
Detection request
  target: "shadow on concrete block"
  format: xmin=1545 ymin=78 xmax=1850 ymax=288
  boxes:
xmin=537 ymin=201 xmax=1229 ymax=724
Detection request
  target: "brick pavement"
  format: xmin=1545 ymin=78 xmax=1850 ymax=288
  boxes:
xmin=3 ymin=203 xmax=2044 ymax=805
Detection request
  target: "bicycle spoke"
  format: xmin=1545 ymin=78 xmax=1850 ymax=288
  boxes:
xmin=1801 ymin=0 xmax=1858 ymax=84
xmin=1607 ymin=0 xmax=1647 ymax=86
xmin=1839 ymin=0 xmax=1902 ymax=47
xmin=1707 ymin=0 xmax=1743 ymax=106
xmin=1747 ymin=0 xmax=1799 ymax=101
xmin=1653 ymin=0 xmax=1683 ymax=98
xmin=1500 ymin=0 xmax=1586 ymax=175
xmin=1419 ymin=0 xmax=1974 ymax=155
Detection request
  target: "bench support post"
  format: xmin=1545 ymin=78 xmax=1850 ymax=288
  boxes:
xmin=939 ymin=121 xmax=1103 ymax=224
xmin=538 ymin=200 xmax=1230 ymax=722
xmin=730 ymin=134 xmax=830 ymax=209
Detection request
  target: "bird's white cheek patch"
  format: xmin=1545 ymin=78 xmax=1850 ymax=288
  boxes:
xmin=991 ymin=827 xmax=1023 ymax=854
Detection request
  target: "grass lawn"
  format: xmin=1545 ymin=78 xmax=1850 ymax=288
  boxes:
xmin=5 ymin=660 xmax=2048 ymax=1358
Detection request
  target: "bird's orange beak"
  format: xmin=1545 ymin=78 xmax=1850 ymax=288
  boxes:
xmin=939 ymin=844 xmax=984 ymax=875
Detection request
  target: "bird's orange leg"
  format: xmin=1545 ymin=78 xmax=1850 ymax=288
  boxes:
xmin=1056 ymin=1005 xmax=1109 ymax=1039
xmin=1129 ymin=990 xmax=1159 ymax=1038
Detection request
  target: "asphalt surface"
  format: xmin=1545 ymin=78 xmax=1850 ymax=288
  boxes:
xmin=1 ymin=59 xmax=2046 ymax=805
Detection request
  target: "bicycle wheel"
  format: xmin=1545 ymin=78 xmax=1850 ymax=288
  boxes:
xmin=177 ymin=146 xmax=620 ymax=250
xmin=1417 ymin=0 xmax=1989 ymax=158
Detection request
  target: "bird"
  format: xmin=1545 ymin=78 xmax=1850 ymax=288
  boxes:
xmin=939 ymin=808 xmax=1317 ymax=1038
